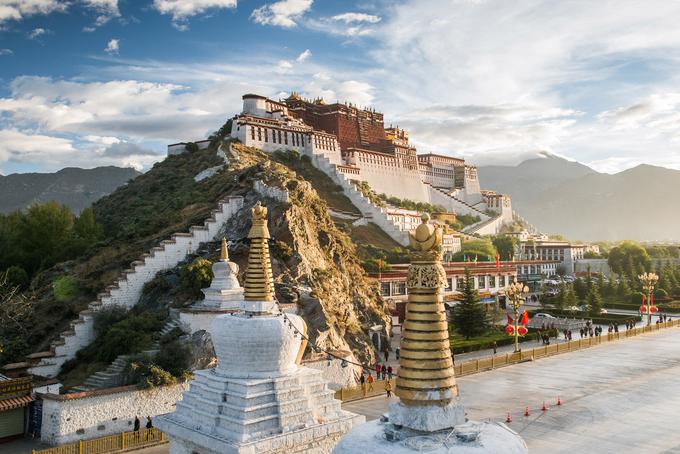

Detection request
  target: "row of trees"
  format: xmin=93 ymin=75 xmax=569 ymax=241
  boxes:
xmin=0 ymin=202 xmax=103 ymax=288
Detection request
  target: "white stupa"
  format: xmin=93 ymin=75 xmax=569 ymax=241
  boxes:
xmin=333 ymin=215 xmax=527 ymax=454
xmin=179 ymin=238 xmax=244 ymax=334
xmin=157 ymin=202 xmax=364 ymax=454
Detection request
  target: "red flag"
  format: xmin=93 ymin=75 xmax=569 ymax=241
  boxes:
xmin=642 ymin=295 xmax=646 ymax=305
xmin=507 ymin=314 xmax=513 ymax=325
xmin=496 ymin=253 xmax=500 ymax=271
xmin=520 ymin=311 xmax=529 ymax=325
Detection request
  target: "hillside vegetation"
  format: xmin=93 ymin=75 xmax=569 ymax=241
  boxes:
xmin=1 ymin=142 xmax=389 ymax=369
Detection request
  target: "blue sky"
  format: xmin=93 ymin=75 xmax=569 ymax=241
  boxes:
xmin=2 ymin=0 xmax=680 ymax=174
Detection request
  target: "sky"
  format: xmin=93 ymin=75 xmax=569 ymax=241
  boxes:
xmin=1 ymin=0 xmax=680 ymax=175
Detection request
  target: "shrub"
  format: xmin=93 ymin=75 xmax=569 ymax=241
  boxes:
xmin=93 ymin=305 xmax=127 ymax=336
xmin=96 ymin=312 xmax=163 ymax=362
xmin=155 ymin=340 xmax=191 ymax=377
xmin=4 ymin=266 xmax=29 ymax=290
xmin=180 ymin=257 xmax=214 ymax=298
xmin=53 ymin=276 xmax=79 ymax=302
xmin=630 ymin=291 xmax=645 ymax=305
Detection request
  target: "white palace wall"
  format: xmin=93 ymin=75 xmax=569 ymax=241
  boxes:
xmin=28 ymin=197 xmax=245 ymax=378
xmin=40 ymin=384 xmax=189 ymax=446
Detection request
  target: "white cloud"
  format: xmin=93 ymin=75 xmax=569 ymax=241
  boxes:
xmin=296 ymin=49 xmax=311 ymax=62
xmin=105 ymin=38 xmax=119 ymax=54
xmin=28 ymin=27 xmax=48 ymax=39
xmin=0 ymin=129 xmax=76 ymax=168
xmin=153 ymin=0 xmax=237 ymax=21
xmin=331 ymin=12 xmax=380 ymax=24
xmin=81 ymin=0 xmax=120 ymax=30
xmin=0 ymin=49 xmax=13 ymax=56
xmin=0 ymin=0 xmax=66 ymax=24
xmin=251 ymin=0 xmax=312 ymax=28
xmin=276 ymin=60 xmax=293 ymax=72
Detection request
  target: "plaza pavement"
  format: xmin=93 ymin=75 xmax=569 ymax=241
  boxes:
xmin=344 ymin=324 xmax=680 ymax=453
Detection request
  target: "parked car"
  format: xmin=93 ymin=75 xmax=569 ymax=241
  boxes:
xmin=534 ymin=313 xmax=556 ymax=319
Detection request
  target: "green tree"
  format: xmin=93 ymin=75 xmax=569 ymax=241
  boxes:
xmin=73 ymin=208 xmax=104 ymax=242
xmin=573 ymin=278 xmax=587 ymax=301
xmin=491 ymin=236 xmax=517 ymax=261
xmin=608 ymin=241 xmax=651 ymax=282
xmin=553 ymin=282 xmax=567 ymax=311
xmin=452 ymin=238 xmax=498 ymax=262
xmin=587 ymin=286 xmax=603 ymax=316
xmin=19 ymin=202 xmax=74 ymax=274
xmin=451 ymin=268 xmax=488 ymax=339
xmin=564 ymin=285 xmax=578 ymax=311
xmin=617 ymin=275 xmax=631 ymax=297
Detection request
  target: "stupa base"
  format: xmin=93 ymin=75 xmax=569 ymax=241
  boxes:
xmin=388 ymin=399 xmax=465 ymax=432
xmin=332 ymin=418 xmax=528 ymax=454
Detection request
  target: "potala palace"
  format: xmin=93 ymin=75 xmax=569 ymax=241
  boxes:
xmin=171 ymin=93 xmax=514 ymax=239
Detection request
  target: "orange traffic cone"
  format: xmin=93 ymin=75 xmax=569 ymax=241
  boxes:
xmin=542 ymin=402 xmax=547 ymax=412
xmin=557 ymin=396 xmax=561 ymax=406
xmin=524 ymin=406 xmax=529 ymax=417
xmin=506 ymin=412 xmax=512 ymax=423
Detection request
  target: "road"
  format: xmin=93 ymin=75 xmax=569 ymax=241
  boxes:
xmin=344 ymin=325 xmax=680 ymax=453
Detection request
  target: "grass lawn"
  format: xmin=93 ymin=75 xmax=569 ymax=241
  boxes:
xmin=449 ymin=327 xmax=552 ymax=354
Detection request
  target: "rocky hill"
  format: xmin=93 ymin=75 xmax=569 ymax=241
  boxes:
xmin=1 ymin=141 xmax=389 ymax=373
xmin=478 ymin=155 xmax=680 ymax=241
xmin=0 ymin=166 xmax=140 ymax=214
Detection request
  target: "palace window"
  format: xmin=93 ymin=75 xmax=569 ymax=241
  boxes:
xmin=457 ymin=278 xmax=465 ymax=290
xmin=264 ymin=128 xmax=268 ymax=142
xmin=380 ymin=282 xmax=391 ymax=296
xmin=272 ymin=129 xmax=276 ymax=143
xmin=257 ymin=128 xmax=262 ymax=141
xmin=394 ymin=282 xmax=406 ymax=295
xmin=489 ymin=275 xmax=496 ymax=288
xmin=250 ymin=126 xmax=255 ymax=141
xmin=278 ymin=130 xmax=282 ymax=143
xmin=284 ymin=131 xmax=288 ymax=145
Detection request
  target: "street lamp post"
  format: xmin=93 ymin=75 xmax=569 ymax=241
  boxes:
xmin=506 ymin=281 xmax=530 ymax=353
xmin=639 ymin=272 xmax=659 ymax=326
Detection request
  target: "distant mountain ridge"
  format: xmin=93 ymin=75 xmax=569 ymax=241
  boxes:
xmin=478 ymin=155 xmax=680 ymax=241
xmin=0 ymin=166 xmax=141 ymax=214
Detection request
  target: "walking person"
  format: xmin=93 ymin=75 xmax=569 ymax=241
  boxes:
xmin=367 ymin=374 xmax=374 ymax=392
xmin=360 ymin=373 xmax=366 ymax=395
xmin=385 ymin=380 xmax=392 ymax=398
xmin=145 ymin=416 xmax=153 ymax=440
xmin=375 ymin=363 xmax=382 ymax=377
xmin=387 ymin=365 xmax=393 ymax=380
xmin=134 ymin=416 xmax=140 ymax=432
xmin=396 ymin=347 xmax=400 ymax=360
xmin=381 ymin=364 xmax=387 ymax=380
xmin=492 ymin=341 xmax=497 ymax=355
xmin=384 ymin=349 xmax=390 ymax=362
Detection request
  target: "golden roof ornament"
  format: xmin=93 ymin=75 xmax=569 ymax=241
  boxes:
xmin=244 ymin=202 xmax=275 ymax=302
xmin=220 ymin=237 xmax=229 ymax=261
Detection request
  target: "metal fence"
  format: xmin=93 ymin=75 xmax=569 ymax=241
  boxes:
xmin=335 ymin=320 xmax=679 ymax=401
xmin=31 ymin=428 xmax=165 ymax=454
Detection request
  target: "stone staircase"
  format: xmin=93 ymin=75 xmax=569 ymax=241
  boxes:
xmin=427 ymin=184 xmax=489 ymax=218
xmin=306 ymin=152 xmax=409 ymax=246
xmin=71 ymin=319 xmax=183 ymax=393
xmin=25 ymin=196 xmax=244 ymax=378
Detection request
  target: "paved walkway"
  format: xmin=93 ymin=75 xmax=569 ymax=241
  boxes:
xmin=344 ymin=325 xmax=680 ymax=453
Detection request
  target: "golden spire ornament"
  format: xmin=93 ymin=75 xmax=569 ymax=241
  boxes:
xmin=390 ymin=213 xmax=465 ymax=432
xmin=220 ymin=237 xmax=229 ymax=261
xmin=244 ymin=202 xmax=275 ymax=302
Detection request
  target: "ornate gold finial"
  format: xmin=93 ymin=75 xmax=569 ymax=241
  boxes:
xmin=244 ymin=202 xmax=275 ymax=301
xmin=395 ymin=211 xmax=456 ymax=411
xmin=220 ymin=237 xmax=229 ymax=261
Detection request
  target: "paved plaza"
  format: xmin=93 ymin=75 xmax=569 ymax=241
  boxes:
xmin=345 ymin=325 xmax=680 ymax=453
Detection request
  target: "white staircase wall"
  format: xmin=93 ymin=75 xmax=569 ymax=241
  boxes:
xmin=29 ymin=196 xmax=244 ymax=378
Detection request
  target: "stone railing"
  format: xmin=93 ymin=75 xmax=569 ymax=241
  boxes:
xmin=26 ymin=196 xmax=244 ymax=378
xmin=334 ymin=320 xmax=680 ymax=402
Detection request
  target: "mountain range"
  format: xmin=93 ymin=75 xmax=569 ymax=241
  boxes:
xmin=0 ymin=167 xmax=141 ymax=214
xmin=478 ymin=154 xmax=680 ymax=242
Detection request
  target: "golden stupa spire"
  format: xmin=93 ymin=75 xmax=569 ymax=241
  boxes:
xmin=395 ymin=213 xmax=457 ymax=407
xmin=244 ymin=202 xmax=275 ymax=301
xmin=220 ymin=237 xmax=229 ymax=261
